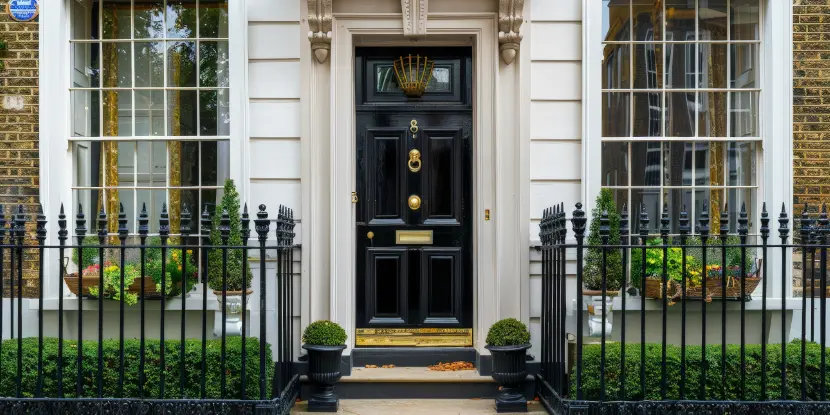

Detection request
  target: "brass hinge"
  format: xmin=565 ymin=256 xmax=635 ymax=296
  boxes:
xmin=351 ymin=192 xmax=359 ymax=203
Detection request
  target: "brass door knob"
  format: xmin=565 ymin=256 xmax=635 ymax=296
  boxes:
xmin=408 ymin=195 xmax=421 ymax=211
xmin=367 ymin=231 xmax=374 ymax=239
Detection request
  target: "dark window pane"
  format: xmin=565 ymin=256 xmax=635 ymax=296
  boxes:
xmin=631 ymin=141 xmax=662 ymax=186
xmin=199 ymin=41 xmax=230 ymax=87
xmin=633 ymin=43 xmax=662 ymax=89
xmin=603 ymin=0 xmax=631 ymax=41
xmin=167 ymin=41 xmax=197 ymax=87
xmin=167 ymin=0 xmax=197 ymax=38
xmin=664 ymin=141 xmax=693 ymax=187
xmin=665 ymin=92 xmax=696 ymax=137
xmin=633 ymin=0 xmax=661 ymax=41
xmin=168 ymin=90 xmax=197 ymax=136
xmin=134 ymin=0 xmax=165 ymax=39
xmin=727 ymin=142 xmax=756 ymax=186
xmin=201 ymin=141 xmax=229 ymax=186
xmin=172 ymin=141 xmax=200 ymax=187
xmin=101 ymin=1 xmax=131 ymax=40
xmin=199 ymin=0 xmax=229 ymax=38
xmin=603 ymin=43 xmax=630 ymax=89
xmin=665 ymin=0 xmax=696 ymax=41
xmin=603 ymin=92 xmax=630 ymax=137
xmin=602 ymin=142 xmax=628 ymax=186
xmin=134 ymin=42 xmax=165 ymax=87
xmin=633 ymin=91 xmax=662 ymax=137
xmin=698 ymin=92 xmax=727 ymax=137
xmin=665 ymin=43 xmax=695 ymax=89
xmin=699 ymin=0 xmax=727 ymax=41
xmin=631 ymin=188 xmax=662 ymax=234
xmin=731 ymin=0 xmax=759 ymax=40
xmin=700 ymin=43 xmax=727 ymax=88
xmin=200 ymin=90 xmax=230 ymax=136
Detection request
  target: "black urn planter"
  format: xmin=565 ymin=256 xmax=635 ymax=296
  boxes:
xmin=486 ymin=343 xmax=531 ymax=413
xmin=302 ymin=344 xmax=347 ymax=412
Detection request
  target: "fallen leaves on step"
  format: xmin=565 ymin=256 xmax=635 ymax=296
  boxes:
xmin=382 ymin=364 xmax=396 ymax=368
xmin=365 ymin=364 xmax=378 ymax=368
xmin=364 ymin=364 xmax=396 ymax=368
xmin=427 ymin=361 xmax=475 ymax=371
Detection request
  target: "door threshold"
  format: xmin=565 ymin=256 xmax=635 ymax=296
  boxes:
xmin=352 ymin=346 xmax=476 ymax=367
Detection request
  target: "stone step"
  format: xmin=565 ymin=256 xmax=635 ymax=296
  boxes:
xmin=300 ymin=367 xmax=535 ymax=400
xmin=291 ymin=399 xmax=547 ymax=415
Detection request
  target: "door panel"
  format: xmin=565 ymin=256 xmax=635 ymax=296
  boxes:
xmin=366 ymin=129 xmax=407 ymax=224
xmin=366 ymin=248 xmax=408 ymax=325
xmin=355 ymin=47 xmax=473 ymax=343
xmin=420 ymin=248 xmax=462 ymax=324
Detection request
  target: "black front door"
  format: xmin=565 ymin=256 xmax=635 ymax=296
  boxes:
xmin=355 ymin=47 xmax=473 ymax=346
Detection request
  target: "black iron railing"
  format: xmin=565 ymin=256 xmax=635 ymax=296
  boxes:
xmin=0 ymin=202 xmax=298 ymax=414
xmin=537 ymin=201 xmax=830 ymax=414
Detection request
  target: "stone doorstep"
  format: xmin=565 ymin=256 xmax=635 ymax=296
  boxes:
xmin=290 ymin=399 xmax=547 ymax=415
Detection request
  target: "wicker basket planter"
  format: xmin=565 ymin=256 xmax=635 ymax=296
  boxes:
xmin=63 ymin=273 xmax=165 ymax=299
xmin=642 ymin=259 xmax=763 ymax=303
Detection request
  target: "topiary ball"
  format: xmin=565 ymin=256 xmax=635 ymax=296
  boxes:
xmin=302 ymin=320 xmax=347 ymax=346
xmin=486 ymin=318 xmax=530 ymax=347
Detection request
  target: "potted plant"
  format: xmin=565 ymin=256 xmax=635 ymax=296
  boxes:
xmin=582 ymin=189 xmax=623 ymax=336
xmin=485 ymin=318 xmax=531 ymax=413
xmin=207 ymin=179 xmax=254 ymax=336
xmin=302 ymin=320 xmax=348 ymax=412
xmin=145 ymin=236 xmax=198 ymax=299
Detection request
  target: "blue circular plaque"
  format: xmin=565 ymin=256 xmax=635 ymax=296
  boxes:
xmin=7 ymin=0 xmax=38 ymax=22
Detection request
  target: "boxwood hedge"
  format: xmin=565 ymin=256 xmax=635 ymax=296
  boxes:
xmin=575 ymin=341 xmax=830 ymax=401
xmin=0 ymin=337 xmax=272 ymax=399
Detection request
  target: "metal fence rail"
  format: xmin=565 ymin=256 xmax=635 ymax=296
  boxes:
xmin=0 ymin=202 xmax=298 ymax=414
xmin=536 ymin=201 xmax=830 ymax=414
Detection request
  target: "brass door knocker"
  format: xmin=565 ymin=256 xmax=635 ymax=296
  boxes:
xmin=408 ymin=149 xmax=422 ymax=172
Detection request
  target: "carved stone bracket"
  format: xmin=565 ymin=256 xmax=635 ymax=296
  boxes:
xmin=401 ymin=0 xmax=428 ymax=37
xmin=498 ymin=0 xmax=524 ymax=64
xmin=308 ymin=0 xmax=333 ymax=63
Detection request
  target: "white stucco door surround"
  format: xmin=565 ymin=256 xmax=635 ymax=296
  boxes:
xmin=302 ymin=8 xmax=530 ymax=354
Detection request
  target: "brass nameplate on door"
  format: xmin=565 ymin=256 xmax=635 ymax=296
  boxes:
xmin=395 ymin=230 xmax=433 ymax=244
xmin=356 ymin=328 xmax=473 ymax=347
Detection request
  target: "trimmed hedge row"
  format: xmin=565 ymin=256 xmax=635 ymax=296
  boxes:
xmin=0 ymin=337 xmax=272 ymax=399
xmin=574 ymin=341 xmax=830 ymax=401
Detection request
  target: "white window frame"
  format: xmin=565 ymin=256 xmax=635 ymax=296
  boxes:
xmin=584 ymin=0 xmax=793 ymax=299
xmin=38 ymin=0 xmax=248 ymax=305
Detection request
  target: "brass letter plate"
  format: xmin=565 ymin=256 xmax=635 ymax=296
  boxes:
xmin=395 ymin=230 xmax=433 ymax=244
xmin=356 ymin=328 xmax=473 ymax=347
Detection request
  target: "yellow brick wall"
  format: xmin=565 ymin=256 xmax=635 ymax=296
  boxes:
xmin=0 ymin=1 xmax=39 ymax=298
xmin=794 ymin=0 xmax=830 ymax=212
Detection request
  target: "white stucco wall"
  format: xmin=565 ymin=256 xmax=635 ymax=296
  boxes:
xmin=245 ymin=0 xmax=304 ymax=356
xmin=527 ymin=0 xmax=583 ymax=360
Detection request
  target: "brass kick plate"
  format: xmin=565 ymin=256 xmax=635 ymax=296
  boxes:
xmin=395 ymin=230 xmax=433 ymax=244
xmin=356 ymin=328 xmax=473 ymax=347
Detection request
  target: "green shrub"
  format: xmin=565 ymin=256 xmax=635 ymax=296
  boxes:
xmin=302 ymin=320 xmax=347 ymax=346
xmin=207 ymin=179 xmax=253 ymax=292
xmin=144 ymin=239 xmax=198 ymax=297
xmin=574 ymin=341 xmax=830 ymax=401
xmin=0 ymin=337 xmax=271 ymax=399
xmin=485 ymin=318 xmax=530 ymax=346
xmin=583 ymin=189 xmax=624 ymax=292
xmin=72 ymin=235 xmax=103 ymax=268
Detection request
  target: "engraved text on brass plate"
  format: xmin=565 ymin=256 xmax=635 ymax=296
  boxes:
xmin=395 ymin=230 xmax=433 ymax=244
xmin=355 ymin=328 xmax=473 ymax=347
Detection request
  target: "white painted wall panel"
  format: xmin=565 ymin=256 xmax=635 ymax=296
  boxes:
xmin=530 ymin=101 xmax=582 ymax=140
xmin=530 ymin=141 xmax=582 ymax=180
xmin=530 ymin=182 xmax=581 ymax=219
xmin=248 ymin=0 xmax=300 ymax=22
xmin=531 ymin=0 xmax=581 ymax=22
xmin=531 ymin=23 xmax=582 ymax=61
xmin=530 ymin=62 xmax=582 ymax=100
xmin=249 ymin=62 xmax=301 ymax=98
xmin=249 ymin=139 xmax=302 ymax=179
xmin=248 ymin=24 xmax=301 ymax=59
xmin=250 ymin=180 xmax=302 ymax=219
xmin=249 ymin=101 xmax=301 ymax=138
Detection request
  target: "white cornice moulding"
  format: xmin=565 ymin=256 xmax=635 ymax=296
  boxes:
xmin=498 ymin=0 xmax=524 ymax=64
xmin=401 ymin=0 xmax=428 ymax=37
xmin=308 ymin=0 xmax=333 ymax=63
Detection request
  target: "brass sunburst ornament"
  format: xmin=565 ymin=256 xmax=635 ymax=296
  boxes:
xmin=393 ymin=54 xmax=435 ymax=98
